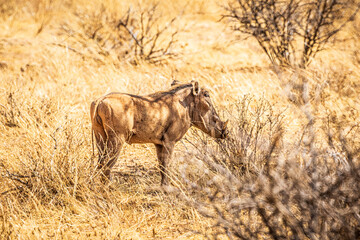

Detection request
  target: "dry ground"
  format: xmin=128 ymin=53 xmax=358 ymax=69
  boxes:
xmin=1 ymin=0 xmax=360 ymax=239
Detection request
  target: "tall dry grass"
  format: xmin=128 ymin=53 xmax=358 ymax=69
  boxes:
xmin=1 ymin=0 xmax=360 ymax=239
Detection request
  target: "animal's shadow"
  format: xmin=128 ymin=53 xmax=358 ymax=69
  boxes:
xmin=111 ymin=163 xmax=163 ymax=194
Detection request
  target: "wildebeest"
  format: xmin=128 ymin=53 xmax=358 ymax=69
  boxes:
xmin=90 ymin=80 xmax=228 ymax=185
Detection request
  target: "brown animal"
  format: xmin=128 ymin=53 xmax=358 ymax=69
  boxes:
xmin=90 ymin=80 xmax=228 ymax=185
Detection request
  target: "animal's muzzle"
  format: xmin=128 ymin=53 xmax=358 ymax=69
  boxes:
xmin=220 ymin=128 xmax=229 ymax=139
xmin=220 ymin=120 xmax=229 ymax=139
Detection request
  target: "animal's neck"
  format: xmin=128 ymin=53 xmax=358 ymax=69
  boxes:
xmin=173 ymin=87 xmax=192 ymax=100
xmin=179 ymin=90 xmax=196 ymax=124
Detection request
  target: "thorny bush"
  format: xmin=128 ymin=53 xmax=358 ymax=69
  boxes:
xmin=171 ymin=96 xmax=360 ymax=240
xmin=61 ymin=3 xmax=179 ymax=64
xmin=223 ymin=0 xmax=360 ymax=68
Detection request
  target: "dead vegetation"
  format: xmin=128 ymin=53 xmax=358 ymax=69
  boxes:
xmin=169 ymin=93 xmax=360 ymax=239
xmin=223 ymin=0 xmax=360 ymax=68
xmin=61 ymin=3 xmax=180 ymax=64
xmin=1 ymin=0 xmax=360 ymax=239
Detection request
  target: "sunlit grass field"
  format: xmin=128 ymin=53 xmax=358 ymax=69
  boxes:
xmin=1 ymin=0 xmax=359 ymax=239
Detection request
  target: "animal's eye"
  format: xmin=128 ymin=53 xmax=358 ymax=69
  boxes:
xmin=204 ymin=92 xmax=210 ymax=97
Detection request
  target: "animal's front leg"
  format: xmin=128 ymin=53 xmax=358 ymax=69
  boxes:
xmin=155 ymin=143 xmax=174 ymax=186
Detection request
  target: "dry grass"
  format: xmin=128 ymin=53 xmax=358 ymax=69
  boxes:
xmin=1 ymin=0 xmax=360 ymax=239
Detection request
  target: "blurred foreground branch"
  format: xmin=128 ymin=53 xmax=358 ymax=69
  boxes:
xmin=169 ymin=95 xmax=360 ymax=240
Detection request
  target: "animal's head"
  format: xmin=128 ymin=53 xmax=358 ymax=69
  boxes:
xmin=172 ymin=80 xmax=228 ymax=139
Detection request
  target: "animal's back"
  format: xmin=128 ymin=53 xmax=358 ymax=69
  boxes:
xmin=91 ymin=92 xmax=175 ymax=145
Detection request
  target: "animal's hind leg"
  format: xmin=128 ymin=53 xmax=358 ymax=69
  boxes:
xmin=94 ymin=133 xmax=108 ymax=178
xmin=98 ymin=131 xmax=124 ymax=182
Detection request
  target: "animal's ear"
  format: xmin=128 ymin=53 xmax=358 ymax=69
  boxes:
xmin=192 ymin=81 xmax=200 ymax=95
xmin=171 ymin=80 xmax=181 ymax=86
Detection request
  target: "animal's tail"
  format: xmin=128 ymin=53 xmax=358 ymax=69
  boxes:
xmin=91 ymin=127 xmax=95 ymax=157
xmin=90 ymin=100 xmax=98 ymax=157
xmin=90 ymin=98 xmax=106 ymax=157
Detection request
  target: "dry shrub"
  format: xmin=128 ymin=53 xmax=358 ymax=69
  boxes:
xmin=0 ymin=0 xmax=62 ymax=35
xmin=2 ymin=123 xmax=91 ymax=204
xmin=0 ymin=0 xmax=16 ymax=17
xmin=61 ymin=3 xmax=179 ymax=64
xmin=223 ymin=0 xmax=360 ymax=68
xmin=0 ymin=88 xmax=111 ymax=227
xmin=170 ymin=95 xmax=360 ymax=240
xmin=0 ymin=91 xmax=21 ymax=128
xmin=0 ymin=94 xmax=98 ymax=208
xmin=182 ymin=96 xmax=284 ymax=180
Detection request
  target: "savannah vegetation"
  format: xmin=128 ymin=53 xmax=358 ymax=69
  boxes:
xmin=1 ymin=0 xmax=360 ymax=239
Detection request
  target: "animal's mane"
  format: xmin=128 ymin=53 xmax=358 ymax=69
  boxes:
xmin=103 ymin=83 xmax=193 ymax=101
xmin=147 ymin=83 xmax=193 ymax=99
